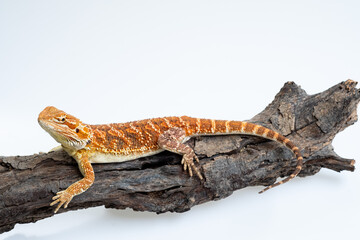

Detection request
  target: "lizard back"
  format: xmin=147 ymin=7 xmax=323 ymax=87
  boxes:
xmin=89 ymin=116 xmax=297 ymax=157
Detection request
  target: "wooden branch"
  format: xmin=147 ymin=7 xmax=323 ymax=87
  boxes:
xmin=1 ymin=80 xmax=359 ymax=233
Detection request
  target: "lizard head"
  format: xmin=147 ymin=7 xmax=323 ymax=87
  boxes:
xmin=38 ymin=106 xmax=92 ymax=150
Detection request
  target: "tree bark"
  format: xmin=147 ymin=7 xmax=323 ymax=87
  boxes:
xmin=0 ymin=80 xmax=359 ymax=233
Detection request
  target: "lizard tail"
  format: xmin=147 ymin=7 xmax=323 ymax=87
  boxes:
xmin=223 ymin=120 xmax=303 ymax=194
xmin=184 ymin=118 xmax=303 ymax=193
xmin=258 ymin=145 xmax=303 ymax=194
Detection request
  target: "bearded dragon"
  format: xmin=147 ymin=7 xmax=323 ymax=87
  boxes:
xmin=38 ymin=106 xmax=303 ymax=213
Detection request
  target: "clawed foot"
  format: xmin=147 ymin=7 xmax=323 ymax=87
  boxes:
xmin=50 ymin=190 xmax=74 ymax=213
xmin=182 ymin=153 xmax=203 ymax=180
xmin=158 ymin=127 xmax=204 ymax=180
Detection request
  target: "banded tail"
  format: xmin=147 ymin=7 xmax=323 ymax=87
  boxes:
xmin=180 ymin=117 xmax=303 ymax=193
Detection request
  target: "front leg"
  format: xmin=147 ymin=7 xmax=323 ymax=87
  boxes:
xmin=50 ymin=156 xmax=95 ymax=213
xmin=158 ymin=127 xmax=203 ymax=180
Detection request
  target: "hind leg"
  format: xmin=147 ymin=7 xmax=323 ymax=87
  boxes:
xmin=158 ymin=127 xmax=203 ymax=180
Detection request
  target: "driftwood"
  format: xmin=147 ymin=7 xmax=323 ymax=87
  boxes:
xmin=0 ymin=80 xmax=359 ymax=233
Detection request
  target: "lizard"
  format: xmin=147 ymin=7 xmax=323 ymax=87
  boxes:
xmin=38 ymin=106 xmax=303 ymax=213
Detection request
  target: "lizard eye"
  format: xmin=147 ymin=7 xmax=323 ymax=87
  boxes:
xmin=54 ymin=117 xmax=66 ymax=123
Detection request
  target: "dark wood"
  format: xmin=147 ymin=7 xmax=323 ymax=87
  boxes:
xmin=1 ymin=80 xmax=359 ymax=233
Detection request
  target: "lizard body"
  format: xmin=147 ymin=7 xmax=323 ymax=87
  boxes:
xmin=38 ymin=106 xmax=303 ymax=213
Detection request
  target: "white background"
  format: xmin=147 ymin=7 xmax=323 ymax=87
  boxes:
xmin=1 ymin=1 xmax=360 ymax=239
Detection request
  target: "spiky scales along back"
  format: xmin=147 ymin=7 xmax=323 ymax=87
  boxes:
xmin=89 ymin=116 xmax=301 ymax=160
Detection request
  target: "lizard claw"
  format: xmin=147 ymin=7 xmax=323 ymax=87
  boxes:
xmin=157 ymin=127 xmax=203 ymax=180
xmin=182 ymin=153 xmax=203 ymax=180
xmin=194 ymin=155 xmax=200 ymax=163
xmin=50 ymin=189 xmax=74 ymax=213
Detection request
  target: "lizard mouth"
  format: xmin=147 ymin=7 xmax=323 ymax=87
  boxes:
xmin=38 ymin=119 xmax=55 ymax=132
xmin=38 ymin=119 xmax=83 ymax=147
xmin=38 ymin=120 xmax=77 ymax=143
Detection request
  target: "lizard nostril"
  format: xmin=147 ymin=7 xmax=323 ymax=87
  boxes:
xmin=75 ymin=128 xmax=79 ymax=133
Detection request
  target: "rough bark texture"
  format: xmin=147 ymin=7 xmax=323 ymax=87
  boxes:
xmin=0 ymin=80 xmax=359 ymax=233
